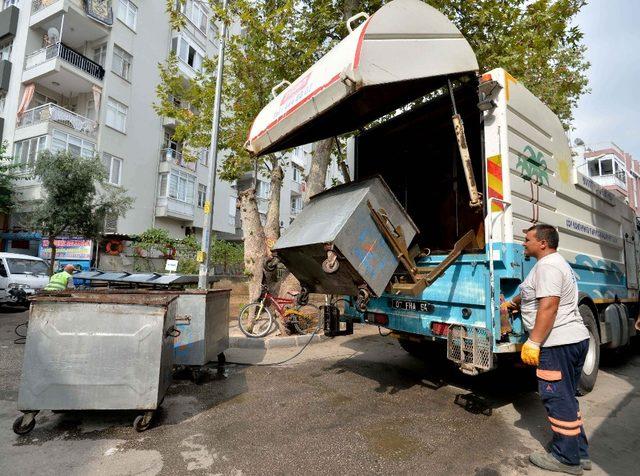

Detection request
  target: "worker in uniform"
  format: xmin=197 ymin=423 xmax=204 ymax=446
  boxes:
xmin=44 ymin=264 xmax=77 ymax=291
xmin=501 ymin=224 xmax=591 ymax=475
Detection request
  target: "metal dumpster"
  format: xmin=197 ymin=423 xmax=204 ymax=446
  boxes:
xmin=273 ymin=175 xmax=419 ymax=298
xmin=171 ymin=289 xmax=230 ymax=367
xmin=13 ymin=292 xmax=178 ymax=435
xmin=70 ymin=274 xmax=231 ymax=382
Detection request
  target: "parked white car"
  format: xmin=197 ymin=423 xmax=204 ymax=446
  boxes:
xmin=0 ymin=253 xmax=50 ymax=308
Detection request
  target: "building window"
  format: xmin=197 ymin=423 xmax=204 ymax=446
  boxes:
xmin=191 ymin=2 xmax=208 ymax=33
xmin=3 ymin=0 xmax=19 ymax=9
xmin=158 ymin=173 xmax=168 ymax=197
xmin=171 ymin=35 xmax=204 ymax=72
xmin=256 ymin=180 xmax=271 ymax=199
xmin=228 ymin=196 xmax=236 ymax=226
xmin=14 ymin=135 xmax=48 ymax=169
xmin=197 ymin=183 xmax=207 ymax=208
xmin=112 ymin=45 xmax=132 ymax=80
xmin=209 ymin=20 xmax=219 ymax=42
xmin=0 ymin=42 xmax=12 ymax=61
xmin=51 ymin=129 xmax=95 ymax=158
xmin=102 ymin=153 xmax=123 ymax=186
xmin=117 ymin=0 xmax=138 ymax=30
xmin=93 ymin=43 xmax=107 ymax=67
xmin=33 ymin=91 xmax=57 ymax=107
xmin=291 ymin=194 xmax=303 ymax=214
xmin=168 ymin=169 xmax=195 ymax=204
xmin=292 ymin=164 xmax=303 ymax=183
xmin=105 ymin=97 xmax=128 ymax=132
xmin=198 ymin=148 xmax=208 ymax=166
xmin=174 ymin=0 xmax=186 ymax=14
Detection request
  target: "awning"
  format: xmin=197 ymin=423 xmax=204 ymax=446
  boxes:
xmin=246 ymin=0 xmax=478 ymax=156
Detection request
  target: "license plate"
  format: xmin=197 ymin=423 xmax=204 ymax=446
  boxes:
xmin=389 ymin=298 xmax=434 ymax=313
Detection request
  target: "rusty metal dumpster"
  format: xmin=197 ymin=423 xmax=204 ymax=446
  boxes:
xmin=70 ymin=273 xmax=231 ymax=382
xmin=272 ymin=175 xmax=419 ymax=300
xmin=13 ymin=292 xmax=178 ymax=435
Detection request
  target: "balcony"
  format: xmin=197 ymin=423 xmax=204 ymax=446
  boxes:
xmin=593 ymin=172 xmax=627 ymax=192
xmin=26 ymin=42 xmax=104 ymax=78
xmin=31 ymin=0 xmax=112 ymax=33
xmin=16 ymin=103 xmax=98 ymax=141
xmin=155 ymin=197 xmax=195 ymax=221
xmin=159 ymin=148 xmax=197 ymax=173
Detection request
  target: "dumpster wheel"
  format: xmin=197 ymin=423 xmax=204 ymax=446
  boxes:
xmin=356 ymin=288 xmax=370 ymax=313
xmin=13 ymin=412 xmax=37 ymax=435
xmin=133 ymin=411 xmax=154 ymax=432
xmin=322 ymin=250 xmax=340 ymax=274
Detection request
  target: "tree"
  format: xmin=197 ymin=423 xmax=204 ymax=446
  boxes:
xmin=29 ymin=151 xmax=133 ymax=275
xmin=0 ymin=144 xmax=18 ymax=216
xmin=159 ymin=0 xmax=588 ymax=302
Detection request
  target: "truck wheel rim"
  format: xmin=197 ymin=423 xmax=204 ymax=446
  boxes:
xmin=583 ymin=331 xmax=597 ymax=376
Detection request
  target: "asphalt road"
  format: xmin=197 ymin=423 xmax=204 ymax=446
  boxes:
xmin=1 ymin=308 xmax=638 ymax=475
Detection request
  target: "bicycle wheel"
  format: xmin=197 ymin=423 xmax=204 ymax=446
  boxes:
xmin=238 ymin=302 xmax=274 ymax=338
xmin=290 ymin=303 xmax=321 ymax=335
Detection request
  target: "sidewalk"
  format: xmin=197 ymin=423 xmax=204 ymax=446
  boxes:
xmin=228 ymin=318 xmax=328 ymax=349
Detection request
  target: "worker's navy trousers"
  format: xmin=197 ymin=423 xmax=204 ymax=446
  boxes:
xmin=537 ymin=339 xmax=590 ymax=466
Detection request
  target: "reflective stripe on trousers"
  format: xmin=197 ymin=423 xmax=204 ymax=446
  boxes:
xmin=536 ymin=339 xmax=590 ymax=466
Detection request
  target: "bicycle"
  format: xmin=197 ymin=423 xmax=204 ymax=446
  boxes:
xmin=238 ymin=285 xmax=321 ymax=338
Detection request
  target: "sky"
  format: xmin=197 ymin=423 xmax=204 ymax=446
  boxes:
xmin=571 ymin=0 xmax=640 ymax=157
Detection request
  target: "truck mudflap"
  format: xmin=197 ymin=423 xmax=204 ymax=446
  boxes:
xmin=447 ymin=325 xmax=494 ymax=375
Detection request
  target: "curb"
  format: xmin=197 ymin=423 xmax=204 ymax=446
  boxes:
xmin=229 ymin=332 xmax=329 ymax=349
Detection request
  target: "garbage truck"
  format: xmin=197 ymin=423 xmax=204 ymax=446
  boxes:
xmin=245 ymin=0 xmax=638 ymax=393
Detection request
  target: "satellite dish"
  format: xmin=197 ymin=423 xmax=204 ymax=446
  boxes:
xmin=47 ymin=27 xmax=60 ymax=44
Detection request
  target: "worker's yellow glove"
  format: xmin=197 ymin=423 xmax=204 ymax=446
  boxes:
xmin=521 ymin=339 xmax=541 ymax=366
xmin=500 ymin=300 xmax=519 ymax=313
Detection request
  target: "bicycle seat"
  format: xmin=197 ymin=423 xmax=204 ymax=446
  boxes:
xmin=287 ymin=290 xmax=300 ymax=297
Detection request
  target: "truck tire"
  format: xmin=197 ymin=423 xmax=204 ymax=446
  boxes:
xmin=398 ymin=339 xmax=447 ymax=363
xmin=577 ymin=304 xmax=600 ymax=396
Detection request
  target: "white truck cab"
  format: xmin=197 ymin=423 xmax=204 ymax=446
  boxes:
xmin=0 ymin=253 xmax=50 ymax=308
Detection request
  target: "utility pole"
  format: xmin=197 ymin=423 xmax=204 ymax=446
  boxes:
xmin=198 ymin=0 xmax=229 ymax=289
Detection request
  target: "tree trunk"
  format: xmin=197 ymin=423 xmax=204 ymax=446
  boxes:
xmin=303 ymin=138 xmax=333 ymax=204
xmin=264 ymin=157 xmax=284 ymax=247
xmin=48 ymin=236 xmax=57 ymax=276
xmin=239 ymin=189 xmax=267 ymax=303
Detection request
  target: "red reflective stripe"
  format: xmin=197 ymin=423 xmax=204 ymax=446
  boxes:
xmin=548 ymin=416 xmax=582 ymax=429
xmin=536 ymin=369 xmax=562 ymax=381
xmin=487 ymin=160 xmax=502 ymax=178
xmin=353 ymin=17 xmax=372 ymax=70
xmin=251 ymin=73 xmax=342 ymax=142
xmin=551 ymin=425 xmax=581 ymax=436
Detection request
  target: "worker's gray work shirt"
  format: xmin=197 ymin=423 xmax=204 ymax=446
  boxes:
xmin=519 ymin=252 xmax=590 ymax=347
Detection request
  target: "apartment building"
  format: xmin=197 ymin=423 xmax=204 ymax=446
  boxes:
xmin=574 ymin=142 xmax=640 ymax=217
xmin=0 ymin=0 xmax=239 ymax=254
xmin=0 ymin=0 xmax=351 ymax=259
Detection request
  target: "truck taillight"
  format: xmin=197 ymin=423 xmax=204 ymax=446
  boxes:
xmin=481 ymin=73 xmax=493 ymax=83
xmin=366 ymin=312 xmax=388 ymax=325
xmin=431 ymin=322 xmax=450 ymax=336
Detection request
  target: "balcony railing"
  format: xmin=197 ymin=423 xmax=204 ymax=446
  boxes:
xmin=17 ymin=103 xmax=98 ymax=137
xmin=25 ymin=42 xmax=105 ymax=80
xmin=160 ymin=148 xmax=197 ymax=172
xmin=156 ymin=196 xmax=195 ymax=219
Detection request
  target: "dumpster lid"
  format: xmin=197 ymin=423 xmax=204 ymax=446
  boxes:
xmin=246 ymin=0 xmax=478 ymax=156
xmin=73 ymin=270 xmax=216 ymax=286
xmin=31 ymin=291 xmax=178 ymax=306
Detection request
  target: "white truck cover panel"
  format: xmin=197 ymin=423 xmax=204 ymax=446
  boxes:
xmin=483 ymin=68 xmax=637 ymax=298
xmin=246 ymin=0 xmax=478 ymax=156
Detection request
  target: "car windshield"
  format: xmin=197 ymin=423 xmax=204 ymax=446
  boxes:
xmin=5 ymin=258 xmax=49 ymax=275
